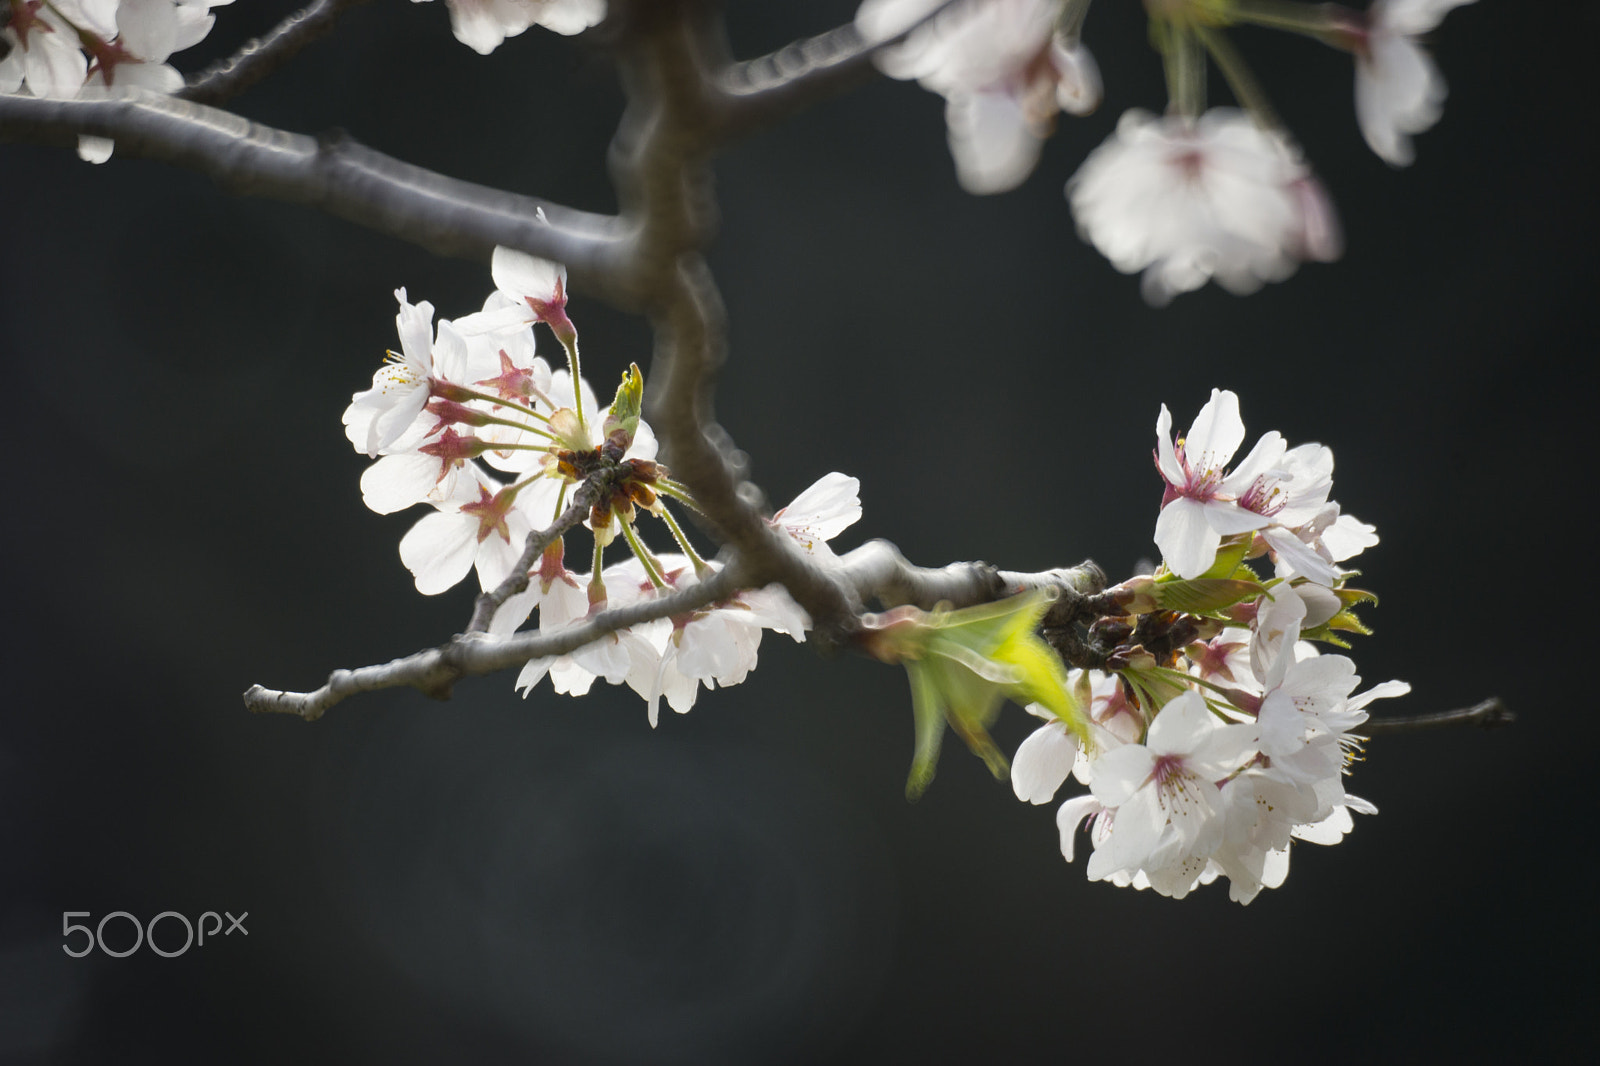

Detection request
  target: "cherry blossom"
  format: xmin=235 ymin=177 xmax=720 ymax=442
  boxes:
xmin=1352 ymin=0 xmax=1476 ymax=167
xmin=1153 ymin=387 xmax=1284 ymax=579
xmin=857 ymin=0 xmax=1100 ymax=193
xmin=1086 ymin=690 xmax=1256 ymax=897
xmin=1068 ymin=108 xmax=1341 ymax=305
xmin=1 ymin=2 xmax=87 ymax=98
xmin=770 ymin=472 xmax=862 ymax=560
xmin=397 ymin=465 xmax=557 ymax=594
xmin=343 ymin=290 xmax=472 ymax=459
xmin=413 ymin=0 xmax=605 ymax=55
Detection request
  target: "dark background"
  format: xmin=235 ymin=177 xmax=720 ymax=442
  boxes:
xmin=2 ymin=1 xmax=1594 ymax=1062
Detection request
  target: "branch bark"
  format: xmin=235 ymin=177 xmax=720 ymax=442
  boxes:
xmin=1363 ymin=697 xmax=1515 ymax=736
xmin=180 ymin=0 xmax=374 ymax=107
xmin=244 ymin=560 xmax=747 ymax=720
xmin=0 ymin=90 xmax=633 ymax=301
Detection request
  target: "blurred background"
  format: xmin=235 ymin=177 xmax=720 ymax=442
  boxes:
xmin=2 ymin=1 xmax=1594 ymax=1062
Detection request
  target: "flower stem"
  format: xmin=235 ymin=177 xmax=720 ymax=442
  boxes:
xmin=620 ymin=517 xmax=668 ymax=589
xmin=656 ymin=479 xmax=706 ymax=514
xmin=452 ymin=385 xmax=551 ymax=423
xmin=1195 ymin=24 xmax=1282 ymax=130
xmin=559 ymin=333 xmax=586 ymax=434
xmin=658 ymin=505 xmax=711 ymax=576
xmin=1230 ymin=0 xmax=1344 ymax=44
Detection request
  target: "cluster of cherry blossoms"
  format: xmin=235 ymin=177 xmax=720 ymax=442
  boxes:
xmin=856 ymin=389 xmax=1399 ymax=904
xmin=1 ymin=0 xmax=231 ymax=159
xmin=343 ymin=246 xmax=862 ymax=727
xmin=1022 ymin=388 xmax=1399 ymax=903
xmin=856 ymin=0 xmax=1476 ymax=303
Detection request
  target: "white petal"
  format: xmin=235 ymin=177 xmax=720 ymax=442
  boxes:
xmin=398 ymin=512 xmax=477 ymax=595
xmin=1011 ymin=722 xmax=1080 ymax=805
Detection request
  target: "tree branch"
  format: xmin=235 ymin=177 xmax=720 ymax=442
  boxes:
xmin=1363 ymin=697 xmax=1515 ymax=736
xmin=0 ymin=90 xmax=635 ymax=301
xmin=711 ymin=0 xmax=964 ymax=137
xmin=244 ymin=560 xmax=747 ymax=720
xmin=835 ymin=539 xmax=1106 ymax=612
xmin=243 ymin=539 xmax=1110 ymax=721
xmin=607 ymin=0 xmax=861 ymax=639
xmin=465 ymin=478 xmax=604 ymax=634
xmin=180 ymin=0 xmax=373 ymax=107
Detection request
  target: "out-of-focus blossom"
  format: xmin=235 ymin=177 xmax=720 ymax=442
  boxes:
xmin=412 ymin=0 xmax=605 ymax=55
xmin=857 ymin=0 xmax=1100 ymax=193
xmin=1068 ymin=108 xmax=1341 ymax=305
xmin=1352 ymin=0 xmax=1476 ymax=166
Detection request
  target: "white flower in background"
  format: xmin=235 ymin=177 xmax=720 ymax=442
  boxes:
xmin=1 ymin=3 xmax=88 ymax=98
xmin=1353 ymin=0 xmax=1476 ymax=166
xmin=412 ymin=0 xmax=605 ymax=55
xmin=857 ymin=0 xmax=1100 ymax=193
xmin=771 ymin=472 xmax=862 ymax=560
xmin=1069 ymin=108 xmax=1341 ymax=305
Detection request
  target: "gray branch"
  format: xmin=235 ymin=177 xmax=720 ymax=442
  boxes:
xmin=181 ymin=0 xmax=373 ymax=107
xmin=243 ymin=540 xmax=1107 ymax=721
xmin=1363 ymin=697 xmax=1515 ymax=736
xmin=465 ymin=479 xmax=604 ymax=634
xmin=244 ymin=560 xmax=747 ymax=720
xmin=0 ymin=90 xmax=632 ymax=301
xmin=605 ymin=0 xmax=861 ymax=640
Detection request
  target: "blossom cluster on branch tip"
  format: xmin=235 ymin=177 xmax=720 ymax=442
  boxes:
xmin=1018 ymin=387 xmax=1397 ymax=903
xmin=849 ymin=387 xmax=1398 ymax=903
xmin=856 ymin=0 xmax=1476 ymax=302
xmin=1 ymin=0 xmax=232 ymax=160
xmin=342 ymin=247 xmax=863 ymax=727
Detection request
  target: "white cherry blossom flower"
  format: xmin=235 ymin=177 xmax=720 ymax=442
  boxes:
xmin=343 ymin=290 xmax=471 ymax=458
xmin=1011 ymin=702 xmax=1082 ymax=805
xmin=771 ymin=472 xmax=861 ymax=559
xmin=1353 ymin=0 xmax=1476 ymax=166
xmin=1 ymin=3 xmax=88 ymax=98
xmin=1153 ymin=388 xmax=1285 ymax=579
xmin=1087 ymin=690 xmax=1256 ymax=884
xmin=857 ymin=0 xmax=1100 ymax=193
xmin=413 ymin=0 xmax=604 ymax=55
xmin=397 ymin=465 xmax=557 ymax=594
xmin=1069 ymin=108 xmax=1341 ymax=305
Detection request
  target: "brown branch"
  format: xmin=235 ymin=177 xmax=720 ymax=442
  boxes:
xmin=1363 ymin=697 xmax=1515 ymax=736
xmin=465 ymin=478 xmax=604 ymax=633
xmin=0 ymin=90 xmax=633 ymax=302
xmin=180 ymin=0 xmax=374 ymax=107
xmin=606 ymin=0 xmax=860 ymax=640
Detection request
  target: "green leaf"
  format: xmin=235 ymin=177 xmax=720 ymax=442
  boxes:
xmin=602 ymin=363 xmax=644 ymax=448
xmin=1152 ymin=577 xmax=1267 ymax=616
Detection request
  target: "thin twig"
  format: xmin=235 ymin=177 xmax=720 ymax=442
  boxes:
xmin=465 ymin=478 xmax=604 ymax=633
xmin=1363 ymin=697 xmax=1515 ymax=736
xmin=0 ymin=91 xmax=632 ymax=301
xmin=181 ymin=0 xmax=373 ymax=107
xmin=244 ymin=562 xmax=746 ymax=720
xmin=712 ymin=0 xmax=966 ymax=137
